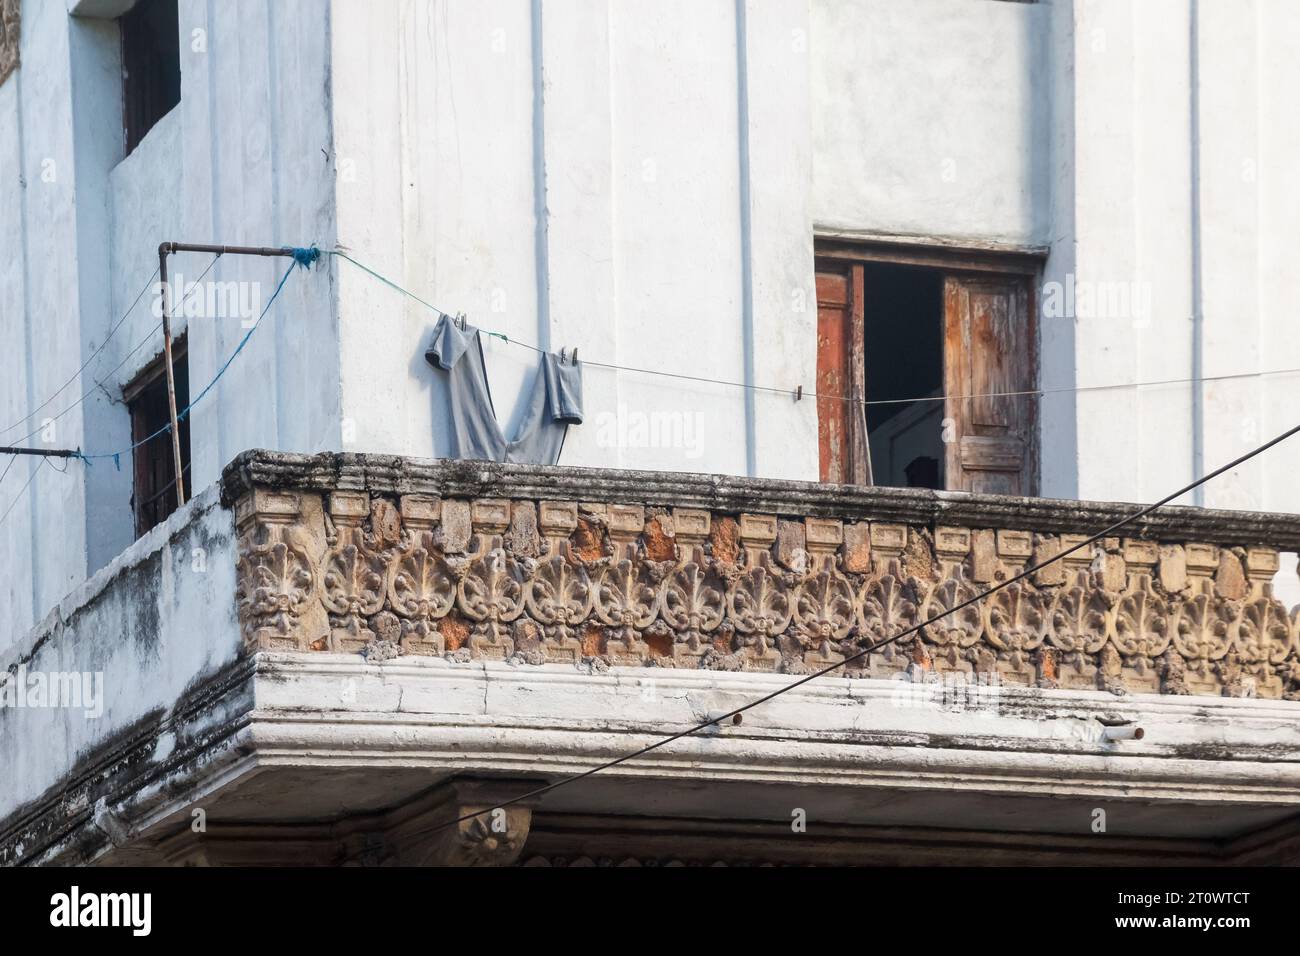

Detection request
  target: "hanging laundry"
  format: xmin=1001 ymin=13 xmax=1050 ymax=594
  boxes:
xmin=425 ymin=314 xmax=583 ymax=465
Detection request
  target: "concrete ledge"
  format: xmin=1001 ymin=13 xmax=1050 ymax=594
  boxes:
xmin=8 ymin=653 xmax=1300 ymax=865
xmin=0 ymin=484 xmax=242 ymax=857
xmin=245 ymin=654 xmax=1300 ymax=806
xmin=221 ymin=449 xmax=1300 ymax=549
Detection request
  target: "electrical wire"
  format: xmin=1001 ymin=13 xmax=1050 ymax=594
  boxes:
xmin=81 ymin=258 xmax=299 ymax=462
xmin=0 ymin=254 xmax=290 ymax=510
xmin=0 ymin=268 xmax=159 ymax=437
xmin=2 ymin=256 xmax=292 ymax=465
xmin=4 ymin=245 xmax=1295 ymax=830
xmin=0 ymin=458 xmax=47 ymax=533
xmin=423 ymin=418 xmax=1300 ymax=841
xmin=331 ymin=250 xmax=1300 ymax=409
xmin=5 ymin=255 xmax=223 ymax=450
xmin=1 ymin=253 xmax=302 ymax=541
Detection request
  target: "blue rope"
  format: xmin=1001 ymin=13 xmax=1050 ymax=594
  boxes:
xmin=289 ymin=246 xmax=321 ymax=270
xmin=81 ymin=257 xmax=303 ymax=462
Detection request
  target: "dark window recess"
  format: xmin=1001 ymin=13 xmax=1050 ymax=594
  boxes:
xmin=126 ymin=345 xmax=190 ymax=537
xmin=861 ymin=263 xmax=946 ymax=490
xmin=120 ymin=0 xmax=180 ymax=154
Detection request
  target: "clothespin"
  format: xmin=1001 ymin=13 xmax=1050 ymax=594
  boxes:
xmin=794 ymin=385 xmax=803 ymax=402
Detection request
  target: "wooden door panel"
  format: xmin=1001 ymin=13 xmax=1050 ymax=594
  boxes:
xmin=815 ymin=263 xmax=871 ymax=485
xmin=816 ymin=270 xmax=853 ymax=484
xmin=944 ymin=275 xmax=1035 ymax=495
xmin=959 ymin=435 xmax=1026 ymax=472
xmin=967 ymin=288 xmax=1017 ymax=429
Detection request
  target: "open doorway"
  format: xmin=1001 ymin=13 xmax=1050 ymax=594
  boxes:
xmin=861 ymin=263 xmax=945 ymax=489
xmin=815 ymin=242 xmax=1040 ymax=495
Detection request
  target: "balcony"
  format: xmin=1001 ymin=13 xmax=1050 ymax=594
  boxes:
xmin=4 ymin=450 xmax=1300 ymax=866
xmin=227 ymin=450 xmax=1300 ymax=698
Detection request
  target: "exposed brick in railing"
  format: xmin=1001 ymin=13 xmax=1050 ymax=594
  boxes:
xmin=225 ymin=451 xmax=1300 ymax=698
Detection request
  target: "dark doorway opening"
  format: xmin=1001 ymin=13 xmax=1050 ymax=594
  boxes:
xmin=861 ymin=263 xmax=945 ymax=489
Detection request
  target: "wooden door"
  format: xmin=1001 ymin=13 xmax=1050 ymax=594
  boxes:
xmin=943 ymin=274 xmax=1036 ymax=495
xmin=815 ymin=263 xmax=871 ymax=485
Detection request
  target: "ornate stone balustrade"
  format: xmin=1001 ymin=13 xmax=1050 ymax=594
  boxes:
xmin=222 ymin=451 xmax=1300 ymax=699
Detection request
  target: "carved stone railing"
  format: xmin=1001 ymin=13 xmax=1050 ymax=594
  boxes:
xmin=222 ymin=451 xmax=1300 ymax=699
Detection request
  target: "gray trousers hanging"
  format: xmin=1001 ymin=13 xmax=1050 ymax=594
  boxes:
xmin=425 ymin=314 xmax=583 ymax=465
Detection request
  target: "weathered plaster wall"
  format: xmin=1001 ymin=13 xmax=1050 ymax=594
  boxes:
xmin=4 ymin=0 xmax=1300 ymax=645
xmin=1 ymin=0 xmax=340 ymax=647
xmin=1062 ymin=0 xmax=1300 ymax=516
xmin=12 ymin=648 xmax=1300 ymax=863
xmin=329 ymin=0 xmax=820 ymax=483
xmin=0 ymin=484 xmax=240 ymax=830
xmin=1046 ymin=0 xmax=1300 ymax=605
xmin=1 ymin=0 xmax=90 ymax=647
xmin=811 ymin=0 xmax=1051 ymax=246
xmin=173 ymin=0 xmax=341 ymax=484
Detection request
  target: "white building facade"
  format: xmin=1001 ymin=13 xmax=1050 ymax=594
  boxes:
xmin=3 ymin=0 xmax=1300 ymax=866
xmin=4 ymin=0 xmax=1300 ymax=642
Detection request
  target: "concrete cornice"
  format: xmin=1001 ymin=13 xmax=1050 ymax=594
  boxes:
xmin=221 ymin=448 xmax=1300 ymax=549
xmin=245 ymin=655 xmax=1300 ymax=806
xmin=10 ymin=653 xmax=1300 ymax=865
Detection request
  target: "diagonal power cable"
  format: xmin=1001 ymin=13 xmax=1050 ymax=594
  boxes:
xmin=425 ymin=419 xmax=1300 ymax=839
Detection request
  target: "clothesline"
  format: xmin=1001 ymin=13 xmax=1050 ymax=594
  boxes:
xmin=4 ymin=246 xmax=1294 ymax=475
xmin=331 ymin=251 xmax=1300 ymax=408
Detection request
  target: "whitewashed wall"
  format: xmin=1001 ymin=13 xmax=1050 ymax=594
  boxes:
xmin=1059 ymin=0 xmax=1300 ymax=516
xmin=3 ymin=0 xmax=1299 ymax=644
xmin=1 ymin=0 xmax=339 ymax=647
xmin=812 ymin=0 xmax=1050 ymax=245
xmin=329 ymin=0 xmax=820 ymax=481
xmin=1 ymin=1 xmax=94 ymax=645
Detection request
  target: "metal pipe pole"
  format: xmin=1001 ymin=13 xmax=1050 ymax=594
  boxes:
xmin=163 ymin=242 xmax=301 ymax=259
xmin=151 ymin=241 xmax=307 ymax=508
xmin=0 ymin=446 xmax=80 ymax=458
xmin=157 ymin=242 xmax=186 ymax=507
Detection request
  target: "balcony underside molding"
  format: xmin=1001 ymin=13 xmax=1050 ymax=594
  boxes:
xmin=8 ymin=657 xmax=1300 ymax=866
xmin=224 ymin=451 xmax=1300 ymax=699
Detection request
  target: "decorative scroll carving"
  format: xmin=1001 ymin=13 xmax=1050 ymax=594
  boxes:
xmin=388 ymin=545 xmax=455 ymax=654
xmin=919 ymin=571 xmax=983 ymax=664
xmin=793 ymin=565 xmax=855 ymax=658
xmin=984 ymin=582 xmax=1046 ymax=681
xmin=320 ymin=494 xmax=388 ymax=652
xmin=321 ymin=540 xmax=387 ymax=651
xmin=593 ymin=555 xmax=661 ymax=663
xmin=457 ymin=547 xmax=527 ymax=659
xmin=661 ymin=547 xmax=728 ymax=660
xmin=232 ymin=490 xmax=1300 ymax=699
xmin=236 ymin=539 xmax=315 ymax=650
xmin=858 ymin=571 xmax=919 ymax=645
xmin=728 ymin=558 xmax=793 ymax=662
xmin=234 ymin=491 xmax=317 ymax=651
xmin=525 ymin=551 xmax=593 ymax=662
